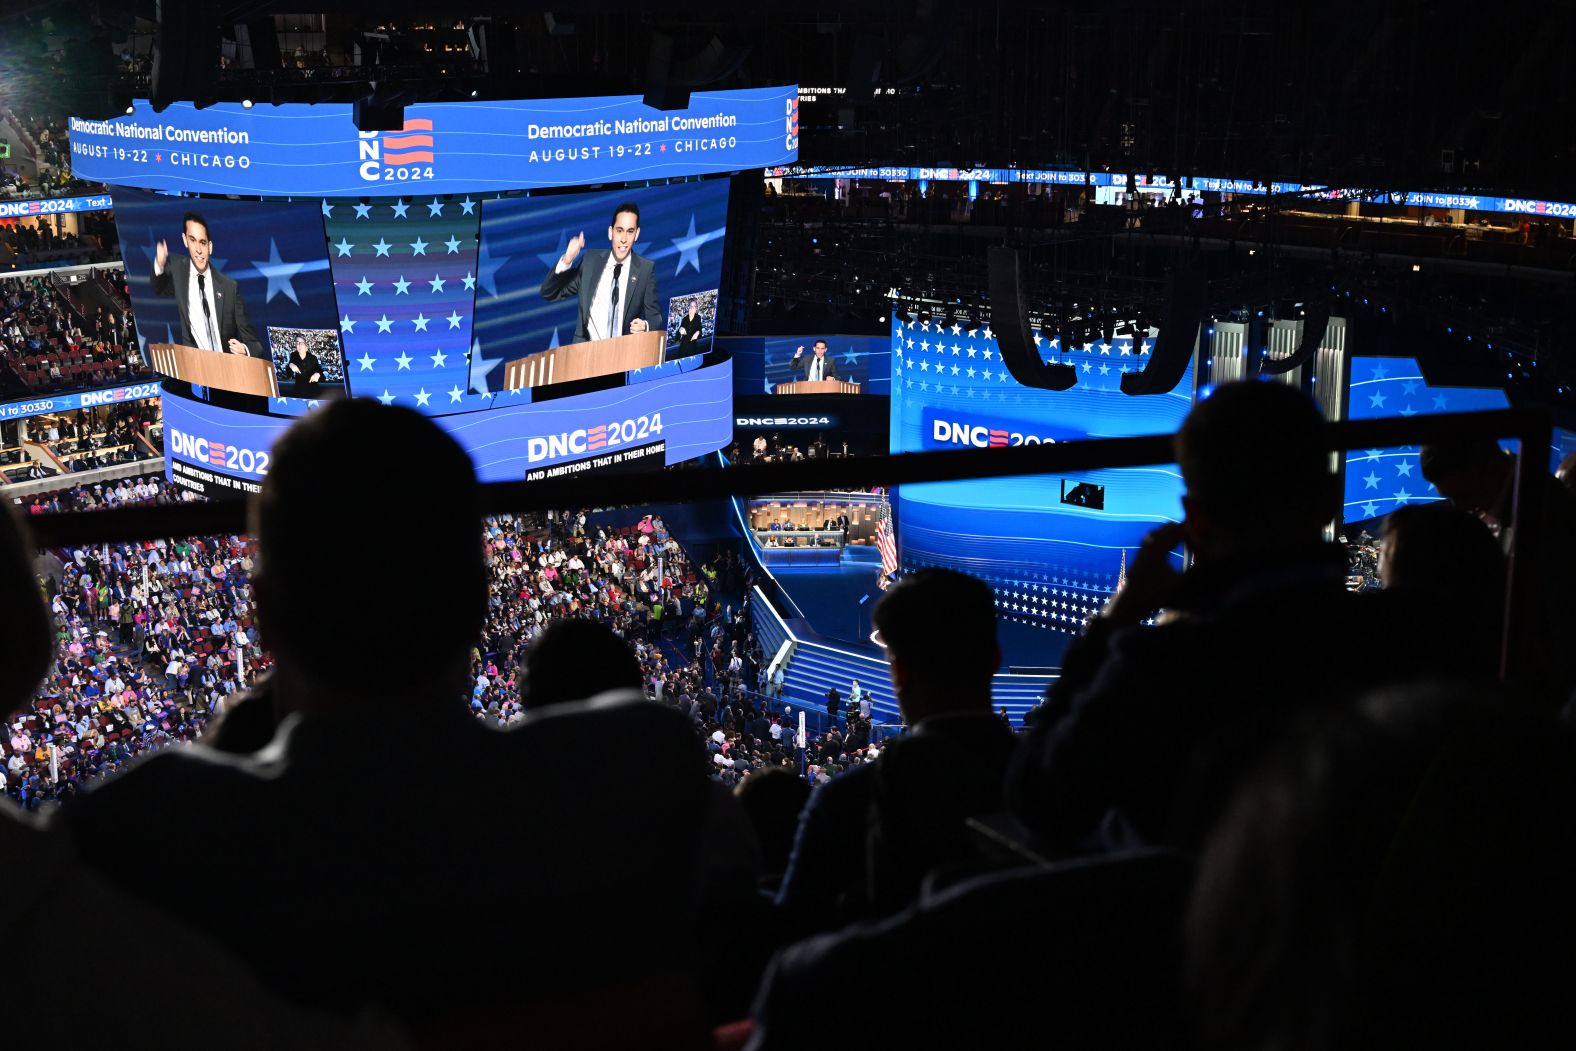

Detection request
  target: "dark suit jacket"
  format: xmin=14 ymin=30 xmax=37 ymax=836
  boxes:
xmin=56 ymin=693 xmax=711 ymax=1031
xmin=749 ymin=851 xmax=1192 ymax=1051
xmin=150 ymin=255 xmax=265 ymax=358
xmin=789 ymin=351 xmax=840 ymax=382
xmin=539 ymin=248 xmax=661 ymax=344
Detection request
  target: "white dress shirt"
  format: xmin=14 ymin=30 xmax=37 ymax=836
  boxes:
xmin=557 ymin=252 xmax=631 ymax=342
xmin=155 ymin=259 xmax=221 ymax=351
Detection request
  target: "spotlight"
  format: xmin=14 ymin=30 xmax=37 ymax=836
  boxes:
xmin=242 ymin=99 xmax=253 ymax=108
xmin=1412 ymin=263 xmax=1421 ymax=271
xmin=125 ymin=105 xmax=134 ymax=115
xmin=470 ymin=89 xmax=479 ymax=98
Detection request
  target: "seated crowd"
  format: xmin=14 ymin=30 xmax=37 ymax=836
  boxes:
xmin=1 ymin=385 xmax=1574 ymax=1049
xmin=0 ymin=272 xmax=146 ymax=396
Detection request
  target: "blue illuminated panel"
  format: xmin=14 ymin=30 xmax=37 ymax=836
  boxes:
xmin=1342 ymin=356 xmax=1510 ymax=524
xmin=890 ymin=312 xmax=1194 ymax=637
xmin=70 ymin=88 xmax=799 ymax=197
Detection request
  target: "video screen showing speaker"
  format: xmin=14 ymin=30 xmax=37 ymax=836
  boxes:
xmin=112 ymin=187 xmax=343 ymax=399
xmin=468 ymin=180 xmax=729 ymax=394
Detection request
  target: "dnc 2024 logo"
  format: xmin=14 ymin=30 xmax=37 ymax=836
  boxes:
xmin=358 ymin=119 xmax=436 ymax=183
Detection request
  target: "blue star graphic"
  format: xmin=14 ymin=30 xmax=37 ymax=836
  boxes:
xmin=376 ymin=390 xmax=395 ymax=406
xmin=476 ymin=240 xmax=509 ymax=297
xmin=843 ymin=348 xmax=859 ymax=368
xmin=1395 ymin=460 xmax=1414 ymax=477
xmin=762 ymin=379 xmax=775 ymax=394
xmin=469 ymin=337 xmax=503 ymax=395
xmin=459 ymin=198 xmax=476 ymax=216
xmin=536 ymin=230 xmax=573 ymax=270
xmin=461 ymin=272 xmax=476 ymax=291
xmin=394 ymin=352 xmax=413 ymax=370
xmin=372 ymin=239 xmax=392 ymax=257
xmin=1401 ymin=379 xmax=1419 ymax=395
xmin=669 ymin=214 xmax=719 ymax=275
xmin=321 ymin=201 xmax=334 ymax=218
xmin=1371 ymin=365 xmax=1389 ymax=380
xmin=392 ymin=276 xmax=411 ymax=295
xmin=412 ymin=313 xmax=431 ymax=332
xmin=1098 ymin=363 xmax=1111 ymax=376
xmin=353 ymin=203 xmax=372 ymax=219
xmin=427 ymin=199 xmax=444 ymax=217
xmin=1369 ymin=391 xmax=1387 ymax=408
xmin=1364 ymin=471 xmax=1381 ymax=489
xmin=429 ymin=274 xmax=446 ymax=293
xmin=354 ymin=277 xmax=373 ymax=296
xmin=1432 ymin=395 xmax=1448 ymax=410
xmin=1393 ymin=488 xmax=1413 ymax=505
xmin=443 ymin=236 xmax=462 ymax=254
xmin=446 ymin=311 xmax=463 ymax=330
xmin=391 ymin=200 xmax=410 ymax=219
xmin=448 ymin=385 xmax=465 ymax=402
xmin=250 ymin=239 xmax=306 ymax=305
xmin=334 ymin=238 xmax=354 ymax=257
xmin=1398 ymin=405 xmax=1417 ymax=417
xmin=1360 ymin=501 xmax=1380 ymax=518
xmin=430 ymin=349 xmax=448 ymax=368
xmin=1365 ymin=449 xmax=1383 ymax=462
xmin=375 ymin=315 xmax=394 ymax=333
xmin=340 ymin=314 xmax=356 ymax=334
xmin=356 ymin=353 xmax=375 ymax=372
xmin=410 ymin=238 xmax=429 ymax=256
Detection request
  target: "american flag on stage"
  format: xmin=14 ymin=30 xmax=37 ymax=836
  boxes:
xmin=875 ymin=497 xmax=898 ymax=589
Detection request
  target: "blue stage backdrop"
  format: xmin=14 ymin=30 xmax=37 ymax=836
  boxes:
xmin=1342 ymin=356 xmax=1510 ymax=526
xmin=323 ymin=193 xmax=484 ymax=412
xmin=70 ymin=88 xmax=797 ymax=197
xmin=733 ymin=335 xmax=888 ymax=395
xmin=889 ymin=309 xmax=1195 ymax=639
xmin=468 ymin=180 xmax=729 ymax=395
xmin=112 ymin=186 xmax=343 ymax=395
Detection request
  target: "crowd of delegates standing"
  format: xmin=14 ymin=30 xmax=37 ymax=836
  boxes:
xmin=5 ymin=477 xmax=261 ymax=809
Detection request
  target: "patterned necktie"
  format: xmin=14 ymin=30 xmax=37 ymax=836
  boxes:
xmin=608 ymin=262 xmax=623 ymax=338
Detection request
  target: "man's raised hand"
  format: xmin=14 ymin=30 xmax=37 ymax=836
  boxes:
xmin=154 ymin=239 xmax=168 ymax=270
xmin=562 ymin=231 xmax=586 ymax=267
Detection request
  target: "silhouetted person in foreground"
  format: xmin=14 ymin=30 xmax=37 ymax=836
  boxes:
xmin=1188 ymin=684 xmax=1576 ymax=1051
xmin=1379 ymin=503 xmax=1506 ymax=677
xmin=1420 ymin=436 xmax=1576 ymax=700
xmin=1009 ymin=382 xmax=1435 ymax=855
xmin=777 ymin=569 xmax=1016 ymax=928
xmin=518 ymin=617 xmax=644 ymax=712
xmin=1 ymin=500 xmax=396 ymax=1049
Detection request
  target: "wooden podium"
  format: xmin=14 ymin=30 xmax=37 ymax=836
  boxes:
xmin=774 ymin=379 xmax=861 ymax=394
xmin=149 ymin=343 xmax=278 ymax=397
xmin=504 ymin=331 xmax=666 ymax=390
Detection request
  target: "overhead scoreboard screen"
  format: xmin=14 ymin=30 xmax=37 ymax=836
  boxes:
xmin=73 ymin=88 xmax=795 ymax=495
xmin=889 ymin=304 xmax=1196 ymax=638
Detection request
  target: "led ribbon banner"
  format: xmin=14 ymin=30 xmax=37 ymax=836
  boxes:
xmin=68 ymin=87 xmax=799 ymax=197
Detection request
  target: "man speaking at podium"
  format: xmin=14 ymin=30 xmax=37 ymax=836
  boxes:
xmin=540 ymin=202 xmax=662 ymax=344
xmin=151 ymin=211 xmax=265 ymax=359
xmin=791 ymin=339 xmax=842 ymax=382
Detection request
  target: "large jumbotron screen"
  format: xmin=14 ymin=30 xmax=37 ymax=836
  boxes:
xmin=76 ymin=89 xmax=794 ymax=497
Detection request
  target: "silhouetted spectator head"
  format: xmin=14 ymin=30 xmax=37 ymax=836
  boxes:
xmin=0 ymin=501 xmax=50 ymax=713
xmin=1187 ymin=684 xmax=1576 ymax=1051
xmin=1419 ymin=438 xmax=1512 ymax=522
xmin=1175 ymin=381 xmax=1333 ymax=557
xmin=734 ymin=766 xmax=810 ymax=879
xmin=1380 ymin=502 xmax=1505 ymax=597
xmin=518 ymin=618 xmax=642 ymax=712
xmin=873 ymin=568 xmax=999 ymax=724
xmin=1556 ymin=449 xmax=1576 ymax=494
xmin=251 ymin=400 xmax=484 ymax=705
